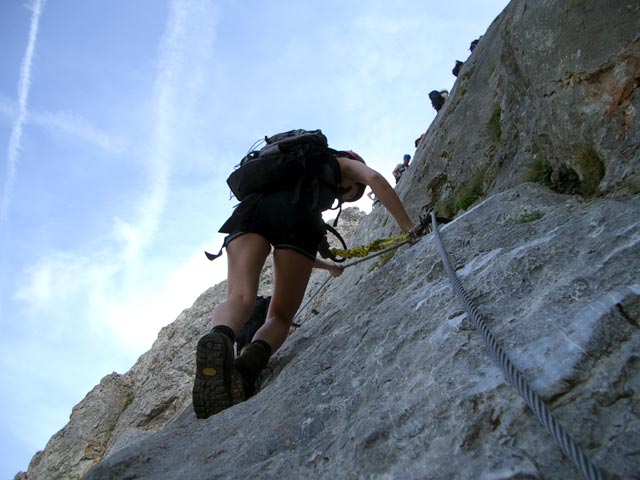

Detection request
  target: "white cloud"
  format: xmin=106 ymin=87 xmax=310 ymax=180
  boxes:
xmin=13 ymin=250 xmax=119 ymax=310
xmin=113 ymin=217 xmax=144 ymax=264
xmin=106 ymin=247 xmax=227 ymax=350
xmin=13 ymin=237 xmax=226 ymax=351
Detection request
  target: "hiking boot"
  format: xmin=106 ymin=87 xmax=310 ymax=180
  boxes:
xmin=192 ymin=332 xmax=245 ymax=419
xmin=234 ymin=341 xmax=272 ymax=398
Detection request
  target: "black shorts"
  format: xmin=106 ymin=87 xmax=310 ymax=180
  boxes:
xmin=219 ymin=191 xmax=324 ymax=261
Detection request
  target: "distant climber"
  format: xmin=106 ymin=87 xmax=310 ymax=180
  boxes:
xmin=429 ymin=90 xmax=446 ymax=112
xmin=393 ymin=154 xmax=411 ymax=183
xmin=415 ymin=133 xmax=425 ymax=148
xmin=454 ymin=37 xmax=482 ymax=76
xmin=452 ymin=60 xmax=463 ymax=77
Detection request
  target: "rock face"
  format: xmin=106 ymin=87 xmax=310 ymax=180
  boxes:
xmin=18 ymin=0 xmax=640 ymax=478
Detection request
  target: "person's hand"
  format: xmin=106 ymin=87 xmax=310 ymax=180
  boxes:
xmin=328 ymin=264 xmax=344 ymax=278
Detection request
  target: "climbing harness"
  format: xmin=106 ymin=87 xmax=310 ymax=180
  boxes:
xmin=429 ymin=212 xmax=603 ymax=480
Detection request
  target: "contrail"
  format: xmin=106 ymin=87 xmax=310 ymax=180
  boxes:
xmin=126 ymin=0 xmax=215 ymax=263
xmin=1 ymin=0 xmax=47 ymax=225
xmin=120 ymin=0 xmax=189 ymax=266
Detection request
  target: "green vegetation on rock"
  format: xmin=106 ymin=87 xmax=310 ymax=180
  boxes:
xmin=488 ymin=104 xmax=502 ymax=144
xmin=575 ymin=144 xmax=605 ymax=196
xmin=526 ymin=158 xmax=553 ymax=186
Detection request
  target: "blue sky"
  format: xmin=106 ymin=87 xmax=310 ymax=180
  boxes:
xmin=0 ymin=0 xmax=509 ymax=477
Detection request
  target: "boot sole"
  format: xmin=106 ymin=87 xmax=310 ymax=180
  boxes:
xmin=192 ymin=332 xmax=234 ymax=419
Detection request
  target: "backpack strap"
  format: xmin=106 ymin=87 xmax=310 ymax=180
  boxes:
xmin=331 ymin=202 xmax=343 ymax=227
xmin=290 ymin=147 xmax=342 ymax=214
xmin=317 ymin=222 xmax=348 ymax=262
xmin=204 ymin=246 xmax=223 ymax=261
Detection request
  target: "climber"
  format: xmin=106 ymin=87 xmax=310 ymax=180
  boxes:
xmin=452 ymin=60 xmax=463 ymax=77
xmin=393 ymin=154 xmax=411 ymax=183
xmin=192 ymin=135 xmax=415 ymax=419
xmin=429 ymin=90 xmax=446 ymax=112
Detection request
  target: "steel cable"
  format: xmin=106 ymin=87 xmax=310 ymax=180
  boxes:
xmin=430 ymin=212 xmax=603 ymax=480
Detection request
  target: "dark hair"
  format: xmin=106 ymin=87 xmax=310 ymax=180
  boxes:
xmin=346 ymin=182 xmax=366 ymax=202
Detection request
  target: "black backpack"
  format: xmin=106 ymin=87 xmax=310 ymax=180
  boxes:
xmin=429 ymin=90 xmax=445 ymax=112
xmin=227 ymin=129 xmax=342 ymax=213
xmin=452 ymin=60 xmax=463 ymax=77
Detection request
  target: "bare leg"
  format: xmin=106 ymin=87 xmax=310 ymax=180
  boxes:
xmin=210 ymin=233 xmax=271 ymax=334
xmin=193 ymin=233 xmax=270 ymax=419
xmin=253 ymin=247 xmax=314 ymax=352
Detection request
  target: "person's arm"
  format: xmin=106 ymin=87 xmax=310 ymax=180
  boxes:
xmin=338 ymin=157 xmax=414 ymax=233
xmin=313 ymin=258 xmax=344 ymax=277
